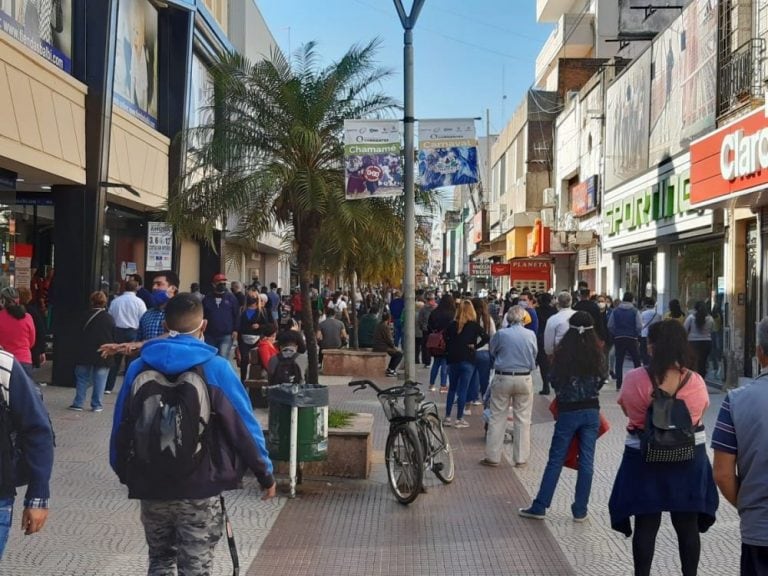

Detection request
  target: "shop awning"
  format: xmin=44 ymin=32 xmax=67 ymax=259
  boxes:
xmin=472 ymin=237 xmax=506 ymax=259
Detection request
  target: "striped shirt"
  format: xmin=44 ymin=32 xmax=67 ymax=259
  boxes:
xmin=710 ymin=396 xmax=736 ymax=454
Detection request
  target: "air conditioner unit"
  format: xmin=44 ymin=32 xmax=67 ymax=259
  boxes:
xmin=558 ymin=211 xmax=577 ymax=232
xmin=542 ymin=187 xmax=556 ymax=207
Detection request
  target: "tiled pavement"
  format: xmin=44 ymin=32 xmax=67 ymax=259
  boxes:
xmin=2 ymin=363 xmax=742 ymax=575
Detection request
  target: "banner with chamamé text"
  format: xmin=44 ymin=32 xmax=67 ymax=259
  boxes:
xmin=344 ymin=120 xmax=403 ymax=199
xmin=418 ymin=119 xmax=479 ymax=190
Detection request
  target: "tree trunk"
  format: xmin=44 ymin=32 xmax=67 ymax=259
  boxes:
xmin=297 ymin=241 xmax=320 ymax=384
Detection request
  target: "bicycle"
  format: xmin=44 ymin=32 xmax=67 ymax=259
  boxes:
xmin=349 ymin=379 xmax=454 ymax=504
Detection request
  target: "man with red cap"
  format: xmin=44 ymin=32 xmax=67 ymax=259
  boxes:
xmin=202 ymin=273 xmax=240 ymax=358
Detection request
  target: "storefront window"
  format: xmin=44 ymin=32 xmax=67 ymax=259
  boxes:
xmin=619 ymin=250 xmax=656 ymax=301
xmin=671 ymin=238 xmax=725 ymax=381
xmin=101 ymin=205 xmax=147 ymax=289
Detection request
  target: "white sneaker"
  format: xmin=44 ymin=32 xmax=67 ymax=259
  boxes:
xmin=463 ymin=408 xmax=472 ymax=416
xmin=454 ymin=419 xmax=469 ymax=429
xmin=443 ymin=417 xmax=452 ymax=426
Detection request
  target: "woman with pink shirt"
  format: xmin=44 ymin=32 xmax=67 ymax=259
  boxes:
xmin=0 ymin=287 xmax=36 ymax=374
xmin=609 ymin=320 xmax=718 ymax=576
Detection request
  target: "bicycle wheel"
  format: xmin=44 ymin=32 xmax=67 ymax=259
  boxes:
xmin=424 ymin=413 xmax=455 ymax=484
xmin=385 ymin=424 xmax=424 ymax=505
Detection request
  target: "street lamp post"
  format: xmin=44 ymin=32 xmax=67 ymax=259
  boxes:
xmin=393 ymin=0 xmax=425 ymax=382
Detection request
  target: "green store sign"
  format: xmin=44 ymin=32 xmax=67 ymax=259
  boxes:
xmin=604 ymin=171 xmax=691 ymax=236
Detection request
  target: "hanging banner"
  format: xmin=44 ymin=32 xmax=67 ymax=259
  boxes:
xmin=0 ymin=0 xmax=72 ymax=73
xmin=146 ymin=222 xmax=173 ymax=272
xmin=343 ymin=119 xmax=403 ymax=199
xmin=418 ymin=119 xmax=479 ymax=190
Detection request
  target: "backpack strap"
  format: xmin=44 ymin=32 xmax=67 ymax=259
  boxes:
xmin=674 ymin=369 xmax=693 ymax=396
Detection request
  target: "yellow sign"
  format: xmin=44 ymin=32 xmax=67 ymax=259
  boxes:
xmin=505 ymin=227 xmax=532 ymax=260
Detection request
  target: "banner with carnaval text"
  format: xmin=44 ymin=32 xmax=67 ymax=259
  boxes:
xmin=418 ymin=119 xmax=479 ymax=190
xmin=343 ymin=120 xmax=403 ymax=199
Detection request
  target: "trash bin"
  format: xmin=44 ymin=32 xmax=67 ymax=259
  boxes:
xmin=267 ymin=383 xmax=329 ymax=462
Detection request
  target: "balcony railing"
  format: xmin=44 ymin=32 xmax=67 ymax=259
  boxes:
xmin=717 ymin=38 xmax=766 ymax=118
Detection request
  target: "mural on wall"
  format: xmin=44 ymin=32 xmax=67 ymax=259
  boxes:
xmin=0 ymin=0 xmax=72 ymax=72
xmin=114 ymin=0 xmax=159 ymax=128
xmin=605 ymin=49 xmax=651 ymax=191
xmin=649 ymin=0 xmax=717 ymax=166
xmin=618 ymin=0 xmax=690 ymax=38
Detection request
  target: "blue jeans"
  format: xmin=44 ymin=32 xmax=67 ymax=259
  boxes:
xmin=393 ymin=320 xmax=403 ymax=348
xmin=531 ymin=408 xmax=600 ymax=518
xmin=205 ymin=335 xmax=233 ymax=359
xmin=106 ymin=327 xmax=137 ymax=392
xmin=73 ymin=365 xmax=109 ymax=410
xmin=468 ymin=350 xmax=491 ymax=402
xmin=446 ymin=361 xmax=474 ymax=420
xmin=0 ymin=497 xmax=13 ymax=560
xmin=430 ymin=356 xmax=448 ymax=387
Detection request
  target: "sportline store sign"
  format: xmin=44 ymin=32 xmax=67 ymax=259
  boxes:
xmin=691 ymin=106 xmax=768 ymax=206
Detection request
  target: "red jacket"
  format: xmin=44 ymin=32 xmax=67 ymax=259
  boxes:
xmin=257 ymin=339 xmax=279 ymax=370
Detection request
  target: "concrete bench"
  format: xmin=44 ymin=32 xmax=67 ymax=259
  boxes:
xmin=321 ymin=348 xmax=388 ymax=376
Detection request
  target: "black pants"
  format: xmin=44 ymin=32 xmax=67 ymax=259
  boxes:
xmin=690 ymin=340 xmax=712 ymax=378
xmin=238 ymin=343 xmax=257 ymax=382
xmin=633 ymin=512 xmax=700 ymax=576
xmin=414 ymin=337 xmax=422 ymax=365
xmin=421 ymin=338 xmax=431 ymax=367
xmin=639 ymin=336 xmax=650 ymax=366
xmin=387 ymin=350 xmax=403 ymax=372
xmin=537 ymin=347 xmax=550 ymax=393
xmin=614 ymin=338 xmax=641 ymax=389
xmin=106 ymin=327 xmax=137 ymax=392
xmin=742 ymin=543 xmax=768 ymax=576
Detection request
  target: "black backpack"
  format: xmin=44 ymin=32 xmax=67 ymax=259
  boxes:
xmin=641 ymin=368 xmax=696 ymax=463
xmin=116 ymin=367 xmax=211 ymax=483
xmin=269 ymin=351 xmax=303 ymax=385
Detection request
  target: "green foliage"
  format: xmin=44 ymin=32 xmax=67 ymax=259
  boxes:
xmin=328 ymin=409 xmax=355 ymax=429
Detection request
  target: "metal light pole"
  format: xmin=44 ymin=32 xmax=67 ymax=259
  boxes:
xmin=394 ymin=0 xmax=425 ymax=382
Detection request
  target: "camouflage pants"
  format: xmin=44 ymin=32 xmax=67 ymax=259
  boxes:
xmin=140 ymin=497 xmax=223 ymax=576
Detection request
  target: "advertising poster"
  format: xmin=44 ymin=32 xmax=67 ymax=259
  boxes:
xmin=571 ymin=175 xmax=597 ymax=216
xmin=343 ymin=119 xmax=403 ymax=199
xmin=418 ymin=119 xmax=479 ymax=190
xmin=0 ymin=0 xmax=72 ymax=72
xmin=605 ymin=49 xmax=651 ymax=191
xmin=114 ymin=0 xmax=159 ymax=128
xmin=188 ymin=52 xmax=214 ymax=148
xmin=649 ymin=0 xmax=717 ymax=166
xmin=146 ymin=222 xmax=173 ymax=272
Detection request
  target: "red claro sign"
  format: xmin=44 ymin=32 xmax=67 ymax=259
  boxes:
xmin=690 ymin=106 xmax=768 ymax=205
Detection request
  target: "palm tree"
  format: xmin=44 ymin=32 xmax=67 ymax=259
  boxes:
xmin=168 ymin=40 xmax=399 ymax=383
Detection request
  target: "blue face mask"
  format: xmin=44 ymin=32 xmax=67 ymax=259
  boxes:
xmin=152 ymin=288 xmax=170 ymax=307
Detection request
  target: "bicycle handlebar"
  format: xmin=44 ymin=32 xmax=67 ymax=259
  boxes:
xmin=348 ymin=379 xmax=423 ymax=395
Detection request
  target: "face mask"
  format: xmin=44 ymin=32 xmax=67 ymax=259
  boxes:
xmin=215 ymin=283 xmax=227 ymax=294
xmin=246 ymin=296 xmax=258 ymax=306
xmin=519 ymin=300 xmax=529 ymax=308
xmin=168 ymin=318 xmax=205 ymax=340
xmin=152 ymin=288 xmax=170 ymax=307
xmin=598 ymin=302 xmax=606 ymax=310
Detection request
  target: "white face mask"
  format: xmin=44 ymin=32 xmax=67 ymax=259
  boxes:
xmin=168 ymin=318 xmax=205 ymax=340
xmin=598 ymin=302 xmax=606 ymax=310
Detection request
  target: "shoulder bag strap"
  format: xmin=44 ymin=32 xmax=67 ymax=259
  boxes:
xmin=83 ymin=309 xmax=103 ymax=331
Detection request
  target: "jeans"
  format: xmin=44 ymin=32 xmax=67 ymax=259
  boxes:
xmin=106 ymin=327 xmax=137 ymax=392
xmin=387 ymin=350 xmax=403 ymax=372
xmin=205 ymin=334 xmax=233 ymax=359
xmin=446 ymin=361 xmax=474 ymax=420
xmin=614 ymin=337 xmax=641 ymax=388
xmin=73 ymin=365 xmax=109 ymax=410
xmin=633 ymin=511 xmax=700 ymax=576
xmin=530 ymin=408 xmax=599 ymax=518
xmin=485 ymin=373 xmax=533 ymax=465
xmin=430 ymin=356 xmax=448 ymax=387
xmin=394 ymin=320 xmax=403 ymax=348
xmin=468 ymin=350 xmax=491 ymax=402
xmin=0 ymin=497 xmax=12 ymax=560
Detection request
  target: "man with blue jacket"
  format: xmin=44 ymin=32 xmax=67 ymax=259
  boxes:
xmin=0 ymin=349 xmax=54 ymax=560
xmin=607 ymin=291 xmax=642 ymax=389
xmin=202 ymin=273 xmax=240 ymax=358
xmin=110 ymin=293 xmax=275 ymax=575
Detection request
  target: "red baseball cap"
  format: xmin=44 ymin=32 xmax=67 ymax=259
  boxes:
xmin=212 ymin=273 xmax=227 ymax=283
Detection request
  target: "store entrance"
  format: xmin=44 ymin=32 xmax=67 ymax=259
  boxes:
xmin=620 ymin=250 xmax=657 ymax=301
xmin=745 ymin=223 xmax=758 ymax=377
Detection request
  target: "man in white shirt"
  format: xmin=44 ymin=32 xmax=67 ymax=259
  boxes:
xmin=543 ymin=291 xmax=576 ymax=357
xmin=105 ymin=279 xmax=146 ymax=393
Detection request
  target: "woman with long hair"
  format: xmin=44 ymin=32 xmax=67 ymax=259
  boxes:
xmin=444 ymin=299 xmax=488 ymax=428
xmin=609 ymin=320 xmax=718 ymax=576
xmin=684 ymin=301 xmax=714 ymax=378
xmin=664 ymin=298 xmax=685 ymax=324
xmin=427 ymin=293 xmax=456 ymax=392
xmin=518 ymin=312 xmax=605 ymax=521
xmin=236 ymin=292 xmax=271 ymax=382
xmin=17 ymin=286 xmax=46 ymax=369
xmin=467 ymin=297 xmax=496 ymax=404
xmin=0 ymin=287 xmax=35 ymax=375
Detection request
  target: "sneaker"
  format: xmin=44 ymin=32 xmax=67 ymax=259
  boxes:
xmin=471 ymin=400 xmax=483 ymax=406
xmin=428 ymin=385 xmax=436 ymax=392
xmin=514 ymin=462 xmax=528 ymax=468
xmin=385 ymin=370 xmax=397 ymax=378
xmin=423 ymin=364 xmax=431 ymax=369
xmin=454 ymin=419 xmax=469 ymax=429
xmin=91 ymin=407 xmax=103 ymax=413
xmin=518 ymin=507 xmax=546 ymax=520
xmin=104 ymin=390 xmax=112 ymax=395
xmin=573 ymin=514 xmax=589 ymax=523
xmin=439 ymin=387 xmax=448 ymax=394
xmin=68 ymin=405 xmax=83 ymax=412
xmin=443 ymin=417 xmax=452 ymax=426
xmin=463 ymin=408 xmax=471 ymax=416
xmin=479 ymin=458 xmax=500 ymax=467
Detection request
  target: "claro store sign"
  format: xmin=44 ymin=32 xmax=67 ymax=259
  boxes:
xmin=691 ymin=106 xmax=768 ymax=205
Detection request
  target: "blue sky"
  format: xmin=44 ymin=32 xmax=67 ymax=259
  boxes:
xmin=257 ymin=0 xmax=553 ymax=137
